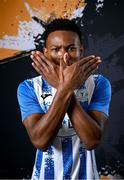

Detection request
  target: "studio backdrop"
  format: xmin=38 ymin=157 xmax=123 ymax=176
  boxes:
xmin=0 ymin=0 xmax=124 ymax=178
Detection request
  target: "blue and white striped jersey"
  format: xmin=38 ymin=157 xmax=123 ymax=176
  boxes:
xmin=17 ymin=74 xmax=111 ymax=180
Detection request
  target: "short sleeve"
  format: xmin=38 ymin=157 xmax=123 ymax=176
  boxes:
xmin=87 ymin=75 xmax=111 ymax=116
xmin=17 ymin=80 xmax=45 ymax=121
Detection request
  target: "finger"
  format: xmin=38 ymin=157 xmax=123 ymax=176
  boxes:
xmin=78 ymin=55 xmax=96 ymax=66
xmin=35 ymin=51 xmax=48 ymax=66
xmin=86 ymin=59 xmax=101 ymax=74
xmin=36 ymin=51 xmax=49 ymax=63
xmin=30 ymin=54 xmax=38 ymax=64
xmin=31 ymin=53 xmax=49 ymax=73
xmin=31 ymin=51 xmax=36 ymax=55
xmin=85 ymin=59 xmax=101 ymax=76
xmin=59 ymin=56 xmax=65 ymax=82
xmin=32 ymin=62 xmax=43 ymax=74
xmin=59 ymin=56 xmax=64 ymax=71
xmin=83 ymin=56 xmax=101 ymax=70
xmin=85 ymin=67 xmax=98 ymax=79
xmin=36 ymin=51 xmax=60 ymax=77
xmin=36 ymin=51 xmax=55 ymax=69
xmin=59 ymin=55 xmax=66 ymax=69
xmin=32 ymin=62 xmax=47 ymax=79
xmin=63 ymin=53 xmax=70 ymax=66
xmin=31 ymin=51 xmax=49 ymax=68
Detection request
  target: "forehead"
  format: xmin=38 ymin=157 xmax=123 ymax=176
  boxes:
xmin=45 ymin=30 xmax=80 ymax=47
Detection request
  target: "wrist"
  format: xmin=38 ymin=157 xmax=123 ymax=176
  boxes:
xmin=57 ymin=84 xmax=73 ymax=98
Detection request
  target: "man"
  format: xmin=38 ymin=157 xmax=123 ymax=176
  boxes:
xmin=17 ymin=19 xmax=111 ymax=179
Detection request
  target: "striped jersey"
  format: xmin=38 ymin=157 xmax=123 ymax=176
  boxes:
xmin=17 ymin=74 xmax=111 ymax=180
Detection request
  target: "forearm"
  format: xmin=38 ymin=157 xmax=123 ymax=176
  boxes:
xmin=67 ymin=93 xmax=102 ymax=150
xmin=33 ymin=86 xmax=73 ymax=150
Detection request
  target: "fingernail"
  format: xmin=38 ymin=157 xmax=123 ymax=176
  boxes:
xmin=96 ymin=56 xmax=101 ymax=59
xmin=98 ymin=59 xmax=102 ymax=62
xmin=91 ymin=55 xmax=95 ymax=58
xmin=36 ymin=51 xmax=39 ymax=54
xmin=31 ymin=51 xmax=35 ymax=54
xmin=64 ymin=53 xmax=67 ymax=58
xmin=30 ymin=55 xmax=33 ymax=59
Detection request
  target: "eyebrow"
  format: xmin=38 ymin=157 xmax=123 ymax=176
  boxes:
xmin=49 ymin=44 xmax=76 ymax=48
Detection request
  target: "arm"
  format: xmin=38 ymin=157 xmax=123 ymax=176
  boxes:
xmin=21 ymin=59 xmax=73 ymax=151
xmin=30 ymin=50 xmax=105 ymax=149
xmin=67 ymin=93 xmax=106 ymax=150
xmin=67 ymin=75 xmax=111 ymax=150
xmin=23 ymin=86 xmax=73 ymax=151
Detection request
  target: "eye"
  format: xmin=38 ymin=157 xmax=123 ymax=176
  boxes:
xmin=51 ymin=48 xmax=59 ymax=52
xmin=68 ymin=47 xmax=77 ymax=52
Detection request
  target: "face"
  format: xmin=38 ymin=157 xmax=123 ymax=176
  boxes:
xmin=44 ymin=30 xmax=83 ymax=65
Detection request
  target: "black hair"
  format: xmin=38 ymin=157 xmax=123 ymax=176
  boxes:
xmin=43 ymin=18 xmax=82 ymax=46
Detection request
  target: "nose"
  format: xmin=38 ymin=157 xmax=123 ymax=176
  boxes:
xmin=58 ymin=48 xmax=67 ymax=58
xmin=58 ymin=48 xmax=70 ymax=65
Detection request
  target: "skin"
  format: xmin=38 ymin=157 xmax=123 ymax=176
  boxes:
xmin=23 ymin=30 xmax=107 ymax=151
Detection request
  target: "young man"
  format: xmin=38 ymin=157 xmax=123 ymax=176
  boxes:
xmin=17 ymin=19 xmax=111 ymax=179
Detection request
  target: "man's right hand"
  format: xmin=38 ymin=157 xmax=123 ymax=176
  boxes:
xmin=31 ymin=51 xmax=60 ymax=88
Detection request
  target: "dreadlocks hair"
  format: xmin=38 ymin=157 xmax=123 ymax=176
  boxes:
xmin=43 ymin=18 xmax=82 ymax=46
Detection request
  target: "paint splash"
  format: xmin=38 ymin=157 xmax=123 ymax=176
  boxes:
xmin=0 ymin=0 xmax=86 ymax=60
xmin=0 ymin=19 xmax=44 ymax=51
xmin=96 ymin=0 xmax=104 ymax=13
xmin=24 ymin=1 xmax=86 ymax=22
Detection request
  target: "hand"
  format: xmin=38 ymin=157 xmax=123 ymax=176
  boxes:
xmin=31 ymin=51 xmax=60 ymax=88
xmin=60 ymin=55 xmax=101 ymax=90
xmin=31 ymin=51 xmax=101 ymax=91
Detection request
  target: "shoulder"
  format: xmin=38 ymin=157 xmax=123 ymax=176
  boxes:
xmin=93 ymin=74 xmax=111 ymax=89
xmin=88 ymin=74 xmax=111 ymax=116
xmin=17 ymin=76 xmax=45 ymax=121
xmin=17 ymin=75 xmax=42 ymax=94
xmin=92 ymin=74 xmax=111 ymax=101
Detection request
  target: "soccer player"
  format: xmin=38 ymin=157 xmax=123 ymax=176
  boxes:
xmin=17 ymin=19 xmax=111 ymax=179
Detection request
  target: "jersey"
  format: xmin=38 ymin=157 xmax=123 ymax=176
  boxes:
xmin=17 ymin=74 xmax=111 ymax=180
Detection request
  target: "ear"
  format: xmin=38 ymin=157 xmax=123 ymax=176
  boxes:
xmin=43 ymin=47 xmax=48 ymax=57
xmin=80 ymin=45 xmax=84 ymax=58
